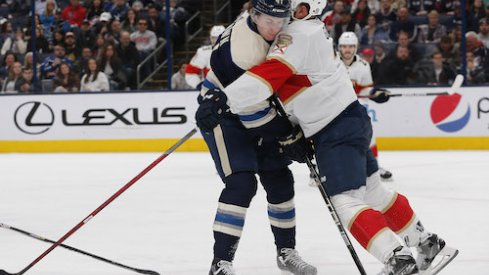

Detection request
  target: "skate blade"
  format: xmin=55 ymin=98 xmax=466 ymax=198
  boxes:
xmin=419 ymin=246 xmax=459 ymax=275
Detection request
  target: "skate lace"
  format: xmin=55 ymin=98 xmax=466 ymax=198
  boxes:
xmin=281 ymin=248 xmax=310 ymax=270
xmin=215 ymin=260 xmax=234 ymax=275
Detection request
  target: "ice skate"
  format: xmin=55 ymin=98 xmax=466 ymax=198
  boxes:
xmin=379 ymin=246 xmax=418 ymax=275
xmin=379 ymin=167 xmax=393 ymax=181
xmin=277 ymin=248 xmax=317 ymax=275
xmin=417 ymin=234 xmax=458 ymax=275
xmin=209 ymin=259 xmax=235 ymax=275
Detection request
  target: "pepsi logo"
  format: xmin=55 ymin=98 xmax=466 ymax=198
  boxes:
xmin=430 ymin=93 xmax=471 ymax=132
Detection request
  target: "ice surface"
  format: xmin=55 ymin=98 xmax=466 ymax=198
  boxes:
xmin=0 ymin=151 xmax=488 ymax=274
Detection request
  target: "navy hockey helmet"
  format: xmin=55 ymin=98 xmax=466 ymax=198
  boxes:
xmin=252 ymin=0 xmax=291 ymax=18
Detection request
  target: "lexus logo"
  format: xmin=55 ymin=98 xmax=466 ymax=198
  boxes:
xmin=14 ymin=101 xmax=55 ymax=135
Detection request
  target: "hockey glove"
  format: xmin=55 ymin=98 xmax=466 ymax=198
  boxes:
xmin=195 ymin=88 xmax=229 ymax=133
xmin=370 ymin=87 xmax=390 ymax=103
xmin=278 ymin=126 xmax=314 ymax=163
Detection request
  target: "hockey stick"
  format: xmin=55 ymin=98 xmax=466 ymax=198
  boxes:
xmin=359 ymin=74 xmax=464 ymax=99
xmin=305 ymin=158 xmax=367 ymax=275
xmin=0 ymin=222 xmax=159 ymax=275
xmin=0 ymin=127 xmax=198 ymax=275
xmin=271 ymin=96 xmax=367 ymax=275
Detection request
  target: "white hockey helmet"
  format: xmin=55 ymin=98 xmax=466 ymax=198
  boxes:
xmin=291 ymin=0 xmax=327 ymax=20
xmin=210 ymin=25 xmax=225 ymax=45
xmin=338 ymin=31 xmax=358 ymax=57
xmin=210 ymin=25 xmax=226 ymax=38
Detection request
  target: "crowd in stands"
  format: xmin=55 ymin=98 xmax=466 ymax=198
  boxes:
xmin=322 ymin=0 xmax=489 ymax=85
xmin=0 ymin=0 xmax=201 ymax=93
xmin=1 ymin=0 xmax=489 ymax=93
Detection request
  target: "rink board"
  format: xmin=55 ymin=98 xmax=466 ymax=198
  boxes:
xmin=0 ymin=87 xmax=488 ymax=152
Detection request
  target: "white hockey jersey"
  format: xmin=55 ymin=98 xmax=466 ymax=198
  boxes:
xmin=224 ymin=19 xmax=357 ymax=137
xmin=185 ymin=45 xmax=212 ymax=88
xmin=343 ymin=55 xmax=374 ymax=97
xmin=202 ymin=14 xmax=277 ymax=129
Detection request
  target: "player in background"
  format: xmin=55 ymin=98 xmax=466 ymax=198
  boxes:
xmin=184 ymin=25 xmax=226 ymax=89
xmin=337 ymin=31 xmax=393 ymax=181
xmin=195 ymin=1 xmax=317 ymax=274
xmin=203 ymin=1 xmax=458 ymax=274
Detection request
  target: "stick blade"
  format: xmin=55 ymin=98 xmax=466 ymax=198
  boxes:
xmin=0 ymin=270 xmax=15 ymax=275
xmin=448 ymin=74 xmax=464 ymax=95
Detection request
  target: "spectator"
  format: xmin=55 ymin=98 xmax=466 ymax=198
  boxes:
xmin=80 ymin=58 xmax=110 ymax=92
xmin=122 ymin=7 xmax=138 ymax=33
xmin=73 ymin=46 xmax=93 ymax=77
xmin=39 ymin=0 xmax=57 ymax=42
xmin=79 ymin=19 xmax=96 ymax=49
xmin=389 ymin=7 xmax=417 ymax=42
xmin=352 ymin=0 xmax=380 ymax=14
xmin=93 ymin=33 xmax=107 ymax=58
xmin=98 ymin=43 xmax=127 ymax=90
xmin=391 ymin=30 xmax=421 ymax=62
xmin=15 ymin=67 xmax=38 ymax=93
xmin=61 ymin=0 xmax=87 ymax=27
xmin=376 ymin=0 xmax=397 ymax=24
xmin=27 ymin=26 xmax=51 ymax=54
xmin=373 ymin=40 xmax=387 ymax=64
xmin=116 ymin=31 xmax=139 ymax=89
xmin=322 ymin=0 xmax=345 ymax=31
xmin=415 ymin=51 xmax=456 ymax=85
xmin=23 ymin=51 xmax=41 ymax=80
xmin=52 ymin=29 xmax=65 ymax=47
xmin=479 ymin=17 xmax=489 ymax=48
xmin=105 ymin=19 xmax=123 ymax=43
xmin=0 ymin=19 xmax=13 ymax=46
xmin=407 ymin=0 xmax=435 ymax=16
xmin=361 ymin=47 xmax=381 ymax=81
xmin=332 ymin=10 xmax=362 ymax=45
xmin=470 ymin=0 xmax=487 ymax=27
xmin=130 ymin=18 xmax=157 ymax=78
xmin=64 ymin=31 xmax=81 ymax=62
xmin=360 ymin=15 xmax=391 ymax=47
xmin=466 ymin=51 xmax=481 ymax=83
xmin=438 ymin=35 xmax=460 ymax=69
xmin=377 ymin=46 xmax=415 ymax=84
xmin=95 ymin=12 xmax=112 ymax=37
xmin=1 ymin=61 xmax=22 ymax=93
xmin=0 ymin=51 xmax=17 ymax=83
xmin=86 ymin=0 xmax=105 ymax=22
xmin=466 ymin=31 xmax=489 ymax=82
xmin=131 ymin=0 xmax=144 ymax=13
xmin=417 ymin=10 xmax=447 ymax=43
xmin=109 ymin=0 xmax=129 ymax=21
xmin=351 ymin=0 xmax=371 ymax=28
xmin=40 ymin=44 xmax=73 ymax=79
xmin=1 ymin=28 xmax=27 ymax=56
xmin=435 ymin=0 xmax=455 ymax=14
xmin=147 ymin=4 xmax=164 ymax=38
xmin=172 ymin=61 xmax=193 ymax=90
xmin=53 ymin=62 xmax=80 ymax=92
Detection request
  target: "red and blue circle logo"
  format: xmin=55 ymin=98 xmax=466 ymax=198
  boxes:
xmin=430 ymin=93 xmax=471 ymax=132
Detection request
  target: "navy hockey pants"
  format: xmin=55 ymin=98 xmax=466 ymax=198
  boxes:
xmin=311 ymin=100 xmax=379 ymax=197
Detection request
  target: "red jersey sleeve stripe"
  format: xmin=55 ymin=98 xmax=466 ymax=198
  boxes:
xmin=248 ymin=58 xmax=294 ymax=92
xmin=185 ymin=64 xmax=203 ymax=75
xmin=278 ymin=75 xmax=312 ymax=104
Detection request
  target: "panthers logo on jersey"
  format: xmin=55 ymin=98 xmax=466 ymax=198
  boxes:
xmin=273 ymin=34 xmax=293 ymax=54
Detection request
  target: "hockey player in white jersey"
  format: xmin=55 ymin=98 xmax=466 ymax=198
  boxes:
xmin=338 ymin=31 xmax=393 ymax=181
xmin=184 ymin=25 xmax=226 ymax=89
xmin=194 ymin=1 xmax=317 ymax=274
xmin=197 ymin=1 xmax=458 ymax=274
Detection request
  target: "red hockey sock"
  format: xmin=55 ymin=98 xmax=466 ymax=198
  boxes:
xmin=382 ymin=193 xmax=415 ymax=233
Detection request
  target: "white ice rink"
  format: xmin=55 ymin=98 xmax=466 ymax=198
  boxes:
xmin=1 ymin=151 xmax=488 ymax=275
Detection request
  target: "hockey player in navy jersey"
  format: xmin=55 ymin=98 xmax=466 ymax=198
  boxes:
xmin=195 ymin=1 xmax=317 ymax=274
xmin=197 ymin=0 xmax=458 ymax=274
xmin=337 ymin=31 xmax=393 ymax=181
xmin=185 ymin=25 xmax=226 ymax=89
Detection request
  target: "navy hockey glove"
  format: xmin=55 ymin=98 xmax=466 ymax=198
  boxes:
xmin=370 ymin=87 xmax=390 ymax=103
xmin=195 ymin=88 xmax=229 ymax=133
xmin=278 ymin=126 xmax=314 ymax=163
